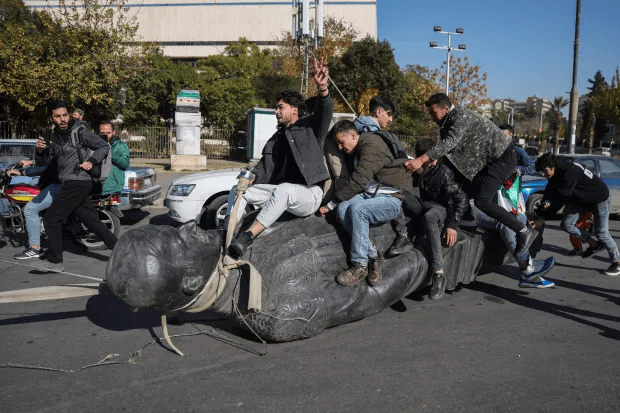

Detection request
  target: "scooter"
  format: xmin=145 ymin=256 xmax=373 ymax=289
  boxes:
xmin=0 ymin=164 xmax=122 ymax=251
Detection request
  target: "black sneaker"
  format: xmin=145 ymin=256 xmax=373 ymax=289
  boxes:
xmin=228 ymin=231 xmax=253 ymax=259
xmin=14 ymin=247 xmax=43 ymax=260
xmin=603 ymin=262 xmax=620 ymax=276
xmin=386 ymin=234 xmax=414 ymax=258
xmin=428 ymin=272 xmax=446 ymax=300
xmin=568 ymin=247 xmax=582 ymax=256
xmin=583 ymin=243 xmax=605 ymax=258
xmin=515 ymin=227 xmax=538 ymax=258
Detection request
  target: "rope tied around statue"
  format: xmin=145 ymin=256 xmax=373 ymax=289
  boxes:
xmin=160 ymin=169 xmax=263 ymax=356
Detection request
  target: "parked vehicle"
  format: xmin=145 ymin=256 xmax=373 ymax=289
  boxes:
xmin=164 ymin=168 xmax=251 ymax=229
xmin=521 ymin=154 xmax=620 ymax=215
xmin=0 ymin=163 xmax=122 ymax=251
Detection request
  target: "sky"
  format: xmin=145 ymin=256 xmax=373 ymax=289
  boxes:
xmin=377 ymin=0 xmax=620 ymax=104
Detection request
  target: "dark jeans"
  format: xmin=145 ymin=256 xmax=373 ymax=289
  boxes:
xmin=422 ymin=205 xmax=448 ymax=271
xmin=471 ymin=145 xmax=524 ymax=234
xmin=43 ymin=180 xmax=118 ymax=263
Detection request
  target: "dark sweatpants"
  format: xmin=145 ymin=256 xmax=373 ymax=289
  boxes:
xmin=43 ymin=180 xmax=117 ymax=263
xmin=470 ymin=144 xmax=525 ymax=234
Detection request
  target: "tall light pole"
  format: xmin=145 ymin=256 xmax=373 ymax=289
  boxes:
xmin=568 ymin=0 xmax=581 ymax=154
xmin=430 ymin=26 xmax=466 ymax=96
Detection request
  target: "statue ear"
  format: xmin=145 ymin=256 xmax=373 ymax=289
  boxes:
xmin=182 ymin=274 xmax=204 ymax=295
xmin=178 ymin=220 xmax=198 ymax=241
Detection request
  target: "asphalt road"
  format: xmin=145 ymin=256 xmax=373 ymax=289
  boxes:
xmin=1 ymin=208 xmax=619 ymax=413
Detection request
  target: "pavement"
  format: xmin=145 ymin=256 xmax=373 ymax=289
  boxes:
xmin=1 ymin=207 xmax=620 ymax=412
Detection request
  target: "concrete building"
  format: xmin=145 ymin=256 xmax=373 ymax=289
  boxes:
xmin=491 ymin=96 xmax=552 ymax=117
xmin=25 ymin=1 xmax=378 ymax=62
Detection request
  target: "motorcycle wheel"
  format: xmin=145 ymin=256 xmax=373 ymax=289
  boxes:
xmin=75 ymin=208 xmax=121 ymax=251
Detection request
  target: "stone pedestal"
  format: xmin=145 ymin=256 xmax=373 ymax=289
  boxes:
xmin=171 ymin=154 xmax=207 ymax=171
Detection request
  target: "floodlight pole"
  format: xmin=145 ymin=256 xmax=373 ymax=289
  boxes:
xmin=430 ymin=27 xmax=465 ymax=96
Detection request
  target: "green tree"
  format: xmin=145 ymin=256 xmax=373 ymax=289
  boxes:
xmin=198 ymin=38 xmax=272 ymax=129
xmin=392 ymin=65 xmax=436 ymax=138
xmin=117 ymin=48 xmax=206 ymax=126
xmin=429 ymin=55 xmax=488 ymax=112
xmin=551 ymin=96 xmax=569 ymax=154
xmin=0 ymin=1 xmax=144 ymax=111
xmin=592 ymin=66 xmax=620 ymax=129
xmin=329 ymin=37 xmax=406 ymax=116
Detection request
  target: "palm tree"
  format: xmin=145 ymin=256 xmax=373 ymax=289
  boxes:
xmin=552 ymin=96 xmax=569 ymax=154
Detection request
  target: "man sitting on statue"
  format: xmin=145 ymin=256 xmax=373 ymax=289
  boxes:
xmin=327 ymin=120 xmax=414 ymax=287
xmin=226 ymin=58 xmax=333 ymax=259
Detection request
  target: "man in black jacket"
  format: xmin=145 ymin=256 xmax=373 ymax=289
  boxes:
xmin=227 ymin=58 xmax=333 ymax=258
xmin=414 ymin=138 xmax=468 ymax=299
xmin=535 ymin=153 xmax=620 ymax=275
xmin=33 ymin=100 xmax=117 ymax=272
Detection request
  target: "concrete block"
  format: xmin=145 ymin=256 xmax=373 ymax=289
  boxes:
xmin=171 ymin=154 xmax=207 ymax=171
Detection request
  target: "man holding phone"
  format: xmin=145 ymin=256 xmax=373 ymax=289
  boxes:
xmin=32 ymin=100 xmax=117 ymax=272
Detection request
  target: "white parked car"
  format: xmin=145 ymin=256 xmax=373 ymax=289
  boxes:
xmin=164 ymin=168 xmax=253 ymax=229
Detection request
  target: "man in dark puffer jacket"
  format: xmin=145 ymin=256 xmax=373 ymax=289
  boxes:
xmin=414 ymin=138 xmax=467 ymax=300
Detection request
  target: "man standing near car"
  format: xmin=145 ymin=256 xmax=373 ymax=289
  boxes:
xmin=226 ymin=58 xmax=333 ymax=258
xmin=33 ymin=100 xmax=117 ymax=272
xmin=535 ymin=153 xmax=620 ymax=276
xmin=99 ymin=120 xmax=129 ymax=195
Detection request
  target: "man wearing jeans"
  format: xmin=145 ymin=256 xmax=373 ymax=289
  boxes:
xmin=535 ymin=153 xmax=620 ymax=276
xmin=330 ymin=120 xmax=413 ymax=287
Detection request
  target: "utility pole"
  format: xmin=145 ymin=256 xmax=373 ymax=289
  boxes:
xmin=430 ymin=26 xmax=466 ymax=96
xmin=568 ymin=0 xmax=581 ymax=154
xmin=292 ymin=0 xmax=324 ymax=97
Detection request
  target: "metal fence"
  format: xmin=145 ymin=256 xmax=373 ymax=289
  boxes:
xmin=0 ymin=121 xmax=46 ymax=140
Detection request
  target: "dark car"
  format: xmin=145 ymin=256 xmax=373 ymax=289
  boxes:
xmin=521 ymin=154 xmax=620 ymax=215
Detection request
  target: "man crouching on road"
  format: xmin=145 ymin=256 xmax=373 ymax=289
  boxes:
xmin=328 ymin=120 xmax=414 ymax=287
xmin=226 ymin=58 xmax=333 ymax=258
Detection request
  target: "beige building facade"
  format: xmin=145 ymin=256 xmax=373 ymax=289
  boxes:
xmin=25 ymin=1 xmax=377 ymax=60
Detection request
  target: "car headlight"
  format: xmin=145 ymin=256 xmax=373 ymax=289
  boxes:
xmin=169 ymin=184 xmax=195 ymax=197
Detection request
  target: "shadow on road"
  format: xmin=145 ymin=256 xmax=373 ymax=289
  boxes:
xmin=465 ymin=280 xmax=620 ymax=341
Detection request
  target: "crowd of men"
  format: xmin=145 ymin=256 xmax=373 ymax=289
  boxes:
xmin=9 ymin=58 xmax=619 ymax=295
xmin=222 ymin=58 xmax=620 ymax=301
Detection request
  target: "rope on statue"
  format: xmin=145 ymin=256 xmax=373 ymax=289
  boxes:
xmin=159 ymin=171 xmax=264 ymax=357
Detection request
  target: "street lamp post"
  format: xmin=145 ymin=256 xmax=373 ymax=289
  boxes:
xmin=430 ymin=26 xmax=466 ymax=96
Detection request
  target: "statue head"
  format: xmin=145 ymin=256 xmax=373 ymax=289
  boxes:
xmin=106 ymin=221 xmax=223 ymax=311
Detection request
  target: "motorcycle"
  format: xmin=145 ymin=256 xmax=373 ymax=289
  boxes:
xmin=0 ymin=163 xmax=122 ymax=251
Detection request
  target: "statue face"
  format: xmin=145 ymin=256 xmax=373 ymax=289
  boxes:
xmin=106 ymin=221 xmax=223 ymax=311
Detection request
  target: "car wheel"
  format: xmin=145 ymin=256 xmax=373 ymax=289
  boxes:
xmin=199 ymin=195 xmax=229 ymax=230
xmin=526 ymin=193 xmax=543 ymax=216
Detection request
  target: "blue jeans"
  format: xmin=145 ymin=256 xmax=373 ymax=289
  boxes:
xmin=337 ymin=193 xmax=402 ymax=266
xmin=561 ymin=198 xmax=620 ymax=262
xmin=23 ymin=183 xmax=60 ymax=247
xmin=469 ymin=202 xmax=527 ymax=254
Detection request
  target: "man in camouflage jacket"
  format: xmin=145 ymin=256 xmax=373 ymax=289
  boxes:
xmin=405 ymin=93 xmax=546 ymax=285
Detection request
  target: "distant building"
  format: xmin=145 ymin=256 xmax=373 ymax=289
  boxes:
xmin=24 ymin=0 xmax=378 ymax=63
xmin=491 ymin=96 xmax=552 ymax=118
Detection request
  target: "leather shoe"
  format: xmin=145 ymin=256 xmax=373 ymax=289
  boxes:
xmin=337 ymin=263 xmax=368 ymax=286
xmin=428 ymin=272 xmax=446 ymax=300
xmin=228 ymin=231 xmax=253 ymax=259
xmin=367 ymin=254 xmax=383 ymax=286
xmin=386 ymin=234 xmax=414 ymax=257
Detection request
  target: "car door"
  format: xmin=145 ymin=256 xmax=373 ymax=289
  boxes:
xmin=597 ymin=157 xmax=620 ymax=214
